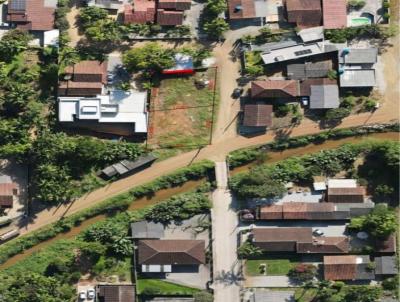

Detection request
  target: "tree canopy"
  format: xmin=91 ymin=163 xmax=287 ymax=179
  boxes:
xmin=122 ymin=42 xmax=175 ymax=73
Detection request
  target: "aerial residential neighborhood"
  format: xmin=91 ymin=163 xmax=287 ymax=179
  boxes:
xmin=0 ymin=0 xmax=398 ymax=301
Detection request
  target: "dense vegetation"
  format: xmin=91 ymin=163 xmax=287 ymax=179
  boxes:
xmin=324 ymin=24 xmax=397 ymax=43
xmin=201 ymin=0 xmax=229 ymax=39
xmin=229 ymin=140 xmax=399 ymax=201
xmin=0 ymin=160 xmax=214 ymax=265
xmin=0 ymin=189 xmax=212 ymax=301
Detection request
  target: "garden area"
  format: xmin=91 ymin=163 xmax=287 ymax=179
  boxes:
xmin=137 ymin=278 xmax=200 ymax=296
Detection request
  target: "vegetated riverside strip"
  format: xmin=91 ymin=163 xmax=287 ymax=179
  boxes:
xmin=0 ymin=124 xmax=397 ymax=267
xmin=0 ymin=160 xmax=215 ymax=267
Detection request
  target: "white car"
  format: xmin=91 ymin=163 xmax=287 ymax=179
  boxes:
xmin=87 ymin=288 xmax=95 ymax=300
xmin=79 ymin=291 xmax=86 ymax=300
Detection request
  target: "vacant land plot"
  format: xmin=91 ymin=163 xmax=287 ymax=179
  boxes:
xmin=148 ymin=68 xmax=217 ymax=149
xmin=246 ymin=257 xmax=300 ymax=276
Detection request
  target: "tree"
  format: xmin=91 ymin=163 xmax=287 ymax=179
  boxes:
xmin=0 ymin=29 xmax=32 ymax=63
xmin=343 ymin=286 xmax=382 ymax=302
xmin=288 ymin=264 xmax=317 ymax=282
xmin=237 ymin=242 xmax=263 ymax=258
xmin=79 ymin=6 xmax=108 ymax=28
xmin=348 ymin=204 xmax=397 ymax=239
xmin=203 ymin=18 xmax=229 ymax=40
xmin=204 ymin=0 xmax=227 ymax=15
xmin=0 ymin=272 xmax=75 ymax=302
xmin=122 ymin=42 xmax=175 ymax=73
xmin=85 ymin=19 xmax=122 ymax=44
xmin=325 ymin=107 xmax=351 ymax=121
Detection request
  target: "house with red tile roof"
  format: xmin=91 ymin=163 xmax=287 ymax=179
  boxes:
xmin=322 ymin=0 xmax=347 ymax=29
xmin=242 ymin=103 xmax=273 ymax=127
xmin=58 ymin=60 xmax=107 ymax=97
xmin=124 ymin=0 xmax=190 ymax=25
xmin=251 ymin=80 xmax=300 ymax=99
xmin=251 ymin=227 xmax=349 ymax=254
xmin=124 ymin=2 xmax=156 ymax=24
xmin=323 ymin=255 xmax=375 ymax=280
xmin=7 ymin=0 xmax=56 ymax=31
xmin=285 ymin=0 xmax=322 ymax=28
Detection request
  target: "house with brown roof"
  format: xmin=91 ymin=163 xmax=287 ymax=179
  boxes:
xmin=97 ymin=285 xmax=135 ymax=302
xmin=322 ymin=0 xmax=347 ymax=29
xmin=327 ymin=187 xmax=366 ymax=203
xmin=0 ymin=183 xmax=18 ymax=208
xmin=251 ymin=80 xmax=300 ymax=99
xmin=323 ymin=255 xmax=375 ymax=281
xmin=7 ymin=0 xmax=56 ymax=31
xmin=138 ymin=239 xmax=205 ymax=272
xmin=285 ymin=0 xmax=322 ymax=28
xmin=59 ymin=61 xmax=107 ymax=97
xmin=227 ymin=0 xmax=267 ymax=26
xmin=124 ymin=0 xmax=190 ymax=25
xmin=123 ymin=2 xmax=156 ymax=24
xmin=250 ymin=227 xmax=349 ymax=254
xmin=242 ymin=103 xmax=273 ymax=128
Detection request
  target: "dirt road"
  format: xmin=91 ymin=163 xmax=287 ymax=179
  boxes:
xmin=66 ymin=0 xmax=84 ymax=47
xmin=20 ymin=35 xmax=399 ymax=235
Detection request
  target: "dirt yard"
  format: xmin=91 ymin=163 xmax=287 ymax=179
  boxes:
xmin=147 ymin=69 xmax=217 ymax=149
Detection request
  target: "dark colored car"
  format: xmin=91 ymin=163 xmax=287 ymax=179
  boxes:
xmin=232 ymin=88 xmax=244 ymax=98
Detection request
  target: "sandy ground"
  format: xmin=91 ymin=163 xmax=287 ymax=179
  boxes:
xmin=19 ymin=32 xmax=399 ymax=235
xmin=66 ymin=0 xmax=84 ymax=47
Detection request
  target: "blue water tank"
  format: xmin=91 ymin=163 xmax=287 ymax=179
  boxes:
xmin=342 ymin=48 xmax=350 ymax=55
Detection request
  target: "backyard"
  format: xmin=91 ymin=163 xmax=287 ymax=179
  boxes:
xmin=246 ymin=256 xmax=300 ymax=276
xmin=148 ymin=68 xmax=217 ymax=149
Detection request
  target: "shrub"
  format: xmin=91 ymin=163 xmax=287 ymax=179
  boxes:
xmin=325 ymin=107 xmax=351 ymax=121
xmin=363 ymin=98 xmax=377 ymax=111
xmin=274 ymin=104 xmax=292 ymax=117
xmin=288 ymin=264 xmax=317 ymax=282
xmin=237 ymin=242 xmax=263 ymax=258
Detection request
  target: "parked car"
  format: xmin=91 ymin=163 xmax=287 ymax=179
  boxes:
xmin=313 ymin=229 xmax=324 ymax=236
xmin=79 ymin=291 xmax=86 ymax=300
xmin=87 ymin=288 xmax=95 ymax=300
xmin=232 ymin=88 xmax=244 ymax=98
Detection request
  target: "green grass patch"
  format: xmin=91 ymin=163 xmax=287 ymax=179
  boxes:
xmin=246 ymin=257 xmax=299 ymax=276
xmin=137 ymin=278 xmax=200 ymax=295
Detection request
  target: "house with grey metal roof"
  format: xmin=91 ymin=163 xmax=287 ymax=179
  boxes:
xmin=309 ymin=84 xmax=340 ymax=109
xmin=84 ymin=0 xmax=123 ymax=10
xmin=375 ymin=256 xmax=397 ymax=276
xmin=297 ymin=26 xmax=324 ymax=43
xmin=339 ymin=48 xmax=377 ymax=87
xmin=131 ymin=221 xmax=165 ymax=239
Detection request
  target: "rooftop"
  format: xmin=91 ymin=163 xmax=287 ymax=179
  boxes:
xmin=324 ymin=255 xmax=373 ymax=280
xmin=285 ymin=0 xmax=322 ymax=27
xmin=157 ymin=9 xmax=184 ymax=25
xmin=58 ymin=90 xmax=148 ymax=133
xmin=309 ymin=84 xmax=340 ymax=109
xmin=243 ymin=103 xmax=273 ymax=127
xmin=297 ymin=26 xmax=324 ymax=42
xmin=339 ymin=69 xmax=376 ymax=87
xmin=97 ymin=285 xmax=135 ymax=302
xmin=339 ymin=48 xmax=378 ymax=64
xmin=228 ymin=0 xmax=256 ymax=19
xmin=375 ymin=256 xmax=397 ymax=275
xmin=138 ymin=239 xmax=206 ymax=265
xmin=131 ymin=221 xmax=165 ymax=239
xmin=322 ymin=0 xmax=347 ymax=29
xmin=251 ymin=80 xmax=300 ymax=98
xmin=252 ymin=227 xmax=313 ymax=243
xmin=163 ymin=53 xmax=194 ymax=74
xmin=328 ymin=179 xmax=357 ymax=188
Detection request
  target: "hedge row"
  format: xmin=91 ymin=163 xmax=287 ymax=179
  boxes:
xmin=228 ymin=123 xmax=399 ymax=168
xmin=0 ymin=160 xmax=215 ymax=265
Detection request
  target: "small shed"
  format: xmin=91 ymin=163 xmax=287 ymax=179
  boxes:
xmin=162 ymin=54 xmax=194 ymax=75
xmin=100 ymin=154 xmax=157 ymax=179
xmin=0 ymin=183 xmax=18 ymax=208
xmin=243 ymin=103 xmax=273 ymax=127
xmin=375 ymin=256 xmax=397 ymax=276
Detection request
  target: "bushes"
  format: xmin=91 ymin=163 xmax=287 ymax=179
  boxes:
xmin=288 ymin=264 xmax=317 ymax=282
xmin=144 ymin=192 xmax=211 ymax=224
xmin=228 ymin=123 xmax=399 ymax=168
xmin=0 ymin=160 xmax=214 ymax=265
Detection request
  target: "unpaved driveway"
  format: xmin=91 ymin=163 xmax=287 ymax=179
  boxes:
xmin=66 ymin=0 xmax=84 ymax=47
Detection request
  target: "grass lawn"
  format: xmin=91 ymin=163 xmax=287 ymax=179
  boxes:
xmin=148 ymin=68 xmax=217 ymax=149
xmin=137 ymin=278 xmax=200 ymax=295
xmin=246 ymin=257 xmax=300 ymax=276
